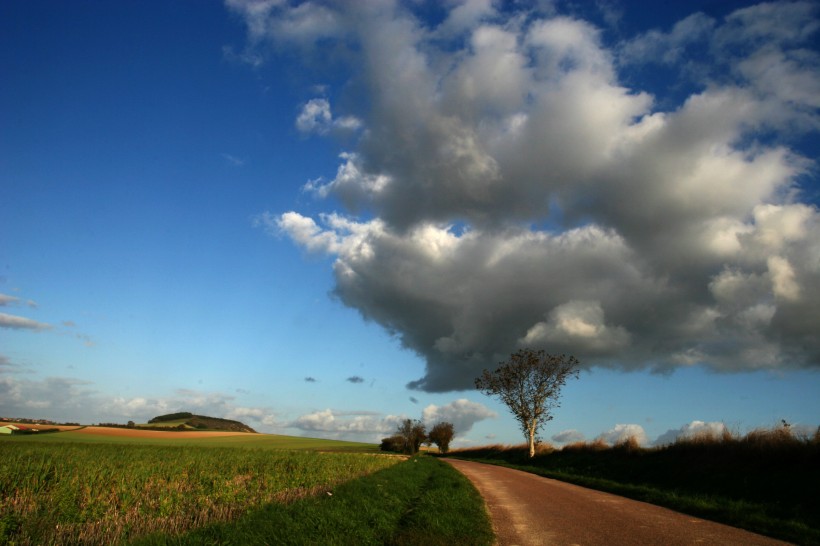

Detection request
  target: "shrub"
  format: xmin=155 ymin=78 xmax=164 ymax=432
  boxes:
xmin=380 ymin=436 xmax=405 ymax=453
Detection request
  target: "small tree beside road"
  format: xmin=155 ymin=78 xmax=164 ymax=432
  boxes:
xmin=475 ymin=349 xmax=579 ymax=458
xmin=428 ymin=422 xmax=455 ymax=454
xmin=395 ymin=418 xmax=427 ymax=454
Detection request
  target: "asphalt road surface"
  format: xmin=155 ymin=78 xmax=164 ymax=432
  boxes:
xmin=446 ymin=458 xmax=790 ymax=546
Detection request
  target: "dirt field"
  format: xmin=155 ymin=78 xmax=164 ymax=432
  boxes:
xmin=69 ymin=426 xmax=253 ymax=439
xmin=2 ymin=422 xmax=82 ymax=432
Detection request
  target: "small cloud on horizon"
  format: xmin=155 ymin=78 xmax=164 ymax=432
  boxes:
xmin=551 ymin=429 xmax=586 ymax=444
xmin=597 ymin=424 xmax=649 ymax=446
xmin=654 ymin=420 xmax=728 ymax=446
xmin=0 ymin=312 xmax=52 ymax=331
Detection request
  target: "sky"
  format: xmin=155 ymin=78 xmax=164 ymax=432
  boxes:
xmin=2 ymin=0 xmax=819 ymax=448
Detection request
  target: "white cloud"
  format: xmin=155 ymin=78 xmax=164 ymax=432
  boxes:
xmin=597 ymin=424 xmax=648 ymax=446
xmin=433 ymin=0 xmax=497 ymax=38
xmin=296 ymin=98 xmax=332 ymax=134
xmin=296 ymin=98 xmax=363 ymax=136
xmin=225 ymin=0 xmax=342 ymax=48
xmin=289 ymin=408 xmax=405 ymax=441
xmin=654 ymin=420 xmax=728 ymax=446
xmin=303 ymin=153 xmax=390 ymax=206
xmin=768 ymin=255 xmax=800 ymax=301
xmin=0 ymin=363 xmax=278 ymax=429
xmin=102 ymin=389 xmax=278 ymax=428
xmin=421 ymin=399 xmax=496 ymax=435
xmin=221 ymin=153 xmax=246 ymax=166
xmin=0 ymin=293 xmax=20 ymax=306
xmin=0 ymin=372 xmax=96 ymax=419
xmin=520 ymin=300 xmax=631 ymax=355
xmin=551 ymin=429 xmax=585 ymax=444
xmin=0 ymin=312 xmax=51 ymax=331
xmin=619 ymin=13 xmax=716 ymax=65
xmin=239 ymin=1 xmax=820 ymax=391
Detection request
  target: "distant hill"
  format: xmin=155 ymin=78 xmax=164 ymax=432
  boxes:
xmin=148 ymin=412 xmax=256 ymax=433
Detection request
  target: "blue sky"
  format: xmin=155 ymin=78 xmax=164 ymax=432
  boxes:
xmin=2 ymin=0 xmax=819 ymax=447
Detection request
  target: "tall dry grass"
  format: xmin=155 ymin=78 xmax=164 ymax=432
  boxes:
xmin=452 ymin=423 xmax=820 ymax=458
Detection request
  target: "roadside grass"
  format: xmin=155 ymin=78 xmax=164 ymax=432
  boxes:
xmin=0 ymin=440 xmax=399 ymax=545
xmin=136 ymin=455 xmax=494 ymax=546
xmin=447 ymin=426 xmax=820 ymax=545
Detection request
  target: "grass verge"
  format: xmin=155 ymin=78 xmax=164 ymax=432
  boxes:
xmin=136 ymin=455 xmax=494 ymax=546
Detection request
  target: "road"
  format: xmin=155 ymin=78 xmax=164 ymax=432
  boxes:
xmin=445 ymin=458 xmax=790 ymax=546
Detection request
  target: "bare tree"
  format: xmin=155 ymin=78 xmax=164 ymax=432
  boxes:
xmin=428 ymin=422 xmax=455 ymax=454
xmin=475 ymin=349 xmax=579 ymax=458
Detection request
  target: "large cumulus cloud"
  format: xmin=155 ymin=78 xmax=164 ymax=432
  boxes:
xmin=236 ymin=1 xmax=820 ymax=391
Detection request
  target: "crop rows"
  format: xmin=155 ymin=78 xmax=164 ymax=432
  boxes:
xmin=0 ymin=440 xmax=400 ymax=545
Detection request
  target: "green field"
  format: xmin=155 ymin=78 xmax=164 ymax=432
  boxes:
xmin=135 ymin=419 xmax=190 ymax=428
xmin=1 ymin=432 xmax=492 ymax=545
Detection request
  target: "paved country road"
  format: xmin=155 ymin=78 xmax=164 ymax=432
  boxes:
xmin=445 ymin=459 xmax=790 ymax=546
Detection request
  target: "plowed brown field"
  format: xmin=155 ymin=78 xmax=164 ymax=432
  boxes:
xmin=3 ymin=422 xmax=81 ymax=432
xmin=69 ymin=426 xmax=252 ymax=439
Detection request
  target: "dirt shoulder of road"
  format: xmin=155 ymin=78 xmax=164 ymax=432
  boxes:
xmin=445 ymin=458 xmax=790 ymax=546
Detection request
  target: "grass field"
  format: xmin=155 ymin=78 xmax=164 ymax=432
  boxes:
xmin=136 ymin=456 xmax=493 ymax=546
xmin=448 ymin=426 xmax=820 ymax=545
xmin=1 ymin=430 xmax=492 ymax=545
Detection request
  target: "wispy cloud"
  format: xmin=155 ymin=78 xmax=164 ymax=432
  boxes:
xmin=221 ymin=153 xmax=246 ymax=167
xmin=0 ymin=293 xmax=38 ymax=308
xmin=296 ymin=98 xmax=362 ymax=136
xmin=0 ymin=312 xmax=51 ymax=331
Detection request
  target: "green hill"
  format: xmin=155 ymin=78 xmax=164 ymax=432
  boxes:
xmin=148 ymin=412 xmax=256 ymax=433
